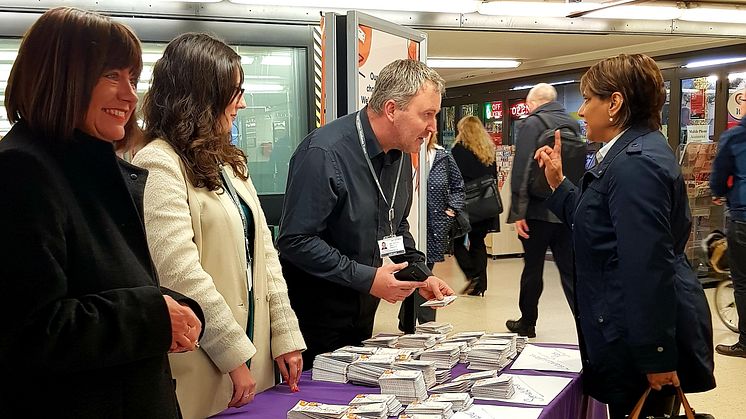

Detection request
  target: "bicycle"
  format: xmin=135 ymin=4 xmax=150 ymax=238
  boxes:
xmin=703 ymin=230 xmax=739 ymax=332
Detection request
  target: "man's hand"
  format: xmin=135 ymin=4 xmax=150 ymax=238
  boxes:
xmin=515 ymin=219 xmax=530 ymax=239
xmin=534 ymin=130 xmax=564 ymax=190
xmin=646 ymin=371 xmax=680 ymax=391
xmin=418 ymin=276 xmax=455 ymax=303
xmin=370 ymin=262 xmax=425 ymax=303
xmin=163 ymin=295 xmax=201 ymax=353
xmin=275 ymin=351 xmax=303 ymax=392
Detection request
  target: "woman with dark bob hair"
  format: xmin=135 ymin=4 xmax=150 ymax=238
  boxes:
xmin=0 ymin=7 xmax=204 ymax=418
xmin=132 ymin=33 xmax=306 ymax=418
xmin=535 ymin=53 xmax=715 ymax=417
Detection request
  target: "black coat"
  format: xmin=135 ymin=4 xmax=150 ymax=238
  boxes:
xmin=508 ymin=101 xmax=581 ymax=223
xmin=427 ymin=148 xmax=465 ymax=263
xmin=451 ymin=142 xmax=499 ymax=232
xmin=546 ymin=127 xmax=715 ymax=405
xmin=0 ymin=122 xmax=203 ymax=418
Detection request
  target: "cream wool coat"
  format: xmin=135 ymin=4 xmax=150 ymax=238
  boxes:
xmin=133 ymin=140 xmax=306 ymax=419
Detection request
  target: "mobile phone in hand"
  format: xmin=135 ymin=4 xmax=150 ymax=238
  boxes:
xmin=393 ymin=263 xmax=429 ymax=281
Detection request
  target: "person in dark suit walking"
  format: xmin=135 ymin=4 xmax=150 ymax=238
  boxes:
xmin=506 ymin=83 xmax=580 ymax=338
xmin=0 ymin=7 xmax=204 ymax=418
xmin=535 ymin=54 xmax=715 ymax=418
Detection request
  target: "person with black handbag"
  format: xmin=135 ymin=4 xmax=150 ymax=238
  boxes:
xmin=398 ymin=133 xmax=466 ymax=332
xmin=451 ymin=115 xmax=500 ymax=296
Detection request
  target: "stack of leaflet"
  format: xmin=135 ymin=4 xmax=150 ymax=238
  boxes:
xmin=481 ymin=333 xmax=518 ymax=359
xmin=428 ymin=380 xmax=470 ymax=394
xmin=466 ymin=341 xmax=511 ymax=371
xmin=349 ymin=394 xmax=404 ymax=417
xmin=451 ymin=370 xmax=497 ymax=390
xmin=404 ymin=401 xmax=454 ymax=418
xmin=339 ymin=346 xmax=378 ymax=356
xmin=347 ymin=402 xmax=387 ymax=419
xmin=286 ymin=401 xmax=349 ymax=419
xmin=397 ymin=334 xmax=438 ymax=349
xmin=420 ymin=344 xmax=460 ymax=369
xmin=458 ymin=346 xmax=470 ymax=364
xmin=426 ymin=393 xmax=474 ymax=412
xmin=347 ymin=354 xmax=397 ymax=386
xmin=312 ymin=351 xmax=359 ymax=383
xmin=362 ymin=336 xmax=399 ymax=348
xmin=376 ymin=348 xmax=415 ymax=362
xmin=379 ymin=369 xmax=428 ymax=405
xmin=516 ymin=336 xmax=529 ymax=353
xmin=415 ymin=322 xmax=454 ymax=335
xmin=393 ymin=360 xmax=437 ymax=388
xmin=448 ymin=331 xmax=484 ymax=341
xmin=470 ymin=375 xmax=515 ymax=400
xmin=434 ymin=369 xmax=451 ymax=384
xmin=397 ymin=415 xmax=442 ymax=419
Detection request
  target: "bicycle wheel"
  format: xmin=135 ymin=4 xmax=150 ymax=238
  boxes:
xmin=715 ymin=279 xmax=739 ymax=333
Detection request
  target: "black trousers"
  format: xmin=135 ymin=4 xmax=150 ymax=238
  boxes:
xmin=398 ymin=263 xmax=436 ymax=333
xmin=727 ymin=219 xmax=746 ymax=345
xmin=517 ymin=219 xmax=575 ymax=326
xmin=453 ymin=220 xmax=490 ymax=291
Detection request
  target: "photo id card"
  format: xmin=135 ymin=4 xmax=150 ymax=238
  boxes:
xmin=378 ymin=235 xmax=405 ymax=258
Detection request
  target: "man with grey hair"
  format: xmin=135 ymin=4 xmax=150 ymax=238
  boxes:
xmin=506 ymin=83 xmax=581 ymax=338
xmin=278 ymin=59 xmax=454 ymax=365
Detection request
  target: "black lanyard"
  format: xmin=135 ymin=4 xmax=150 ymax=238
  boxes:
xmin=355 ymin=111 xmax=403 ymax=236
xmin=220 ymin=165 xmax=252 ymax=269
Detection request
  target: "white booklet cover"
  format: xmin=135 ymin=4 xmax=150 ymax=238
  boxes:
xmin=509 ymin=344 xmax=582 ymax=373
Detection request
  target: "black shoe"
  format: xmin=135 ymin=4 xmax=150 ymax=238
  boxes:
xmin=506 ymin=319 xmax=536 ymax=338
xmin=715 ymin=342 xmax=746 ymax=358
xmin=467 ymin=287 xmax=485 ymax=297
xmin=461 ymin=277 xmax=479 ymax=295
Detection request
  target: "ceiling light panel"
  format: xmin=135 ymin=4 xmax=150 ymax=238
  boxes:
xmin=428 ymin=58 xmax=521 ymax=69
xmin=228 ymin=0 xmax=480 ymax=13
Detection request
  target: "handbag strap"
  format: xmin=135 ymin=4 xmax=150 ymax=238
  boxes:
xmin=629 ymin=386 xmax=695 ymax=419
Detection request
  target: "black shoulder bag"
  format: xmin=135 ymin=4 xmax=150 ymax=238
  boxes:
xmin=445 ymin=153 xmax=471 ymax=239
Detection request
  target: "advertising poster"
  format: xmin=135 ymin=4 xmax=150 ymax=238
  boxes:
xmin=356 ymin=24 xmax=419 ymax=111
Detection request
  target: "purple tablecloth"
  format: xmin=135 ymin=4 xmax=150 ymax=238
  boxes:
xmin=213 ymin=343 xmax=607 ymax=419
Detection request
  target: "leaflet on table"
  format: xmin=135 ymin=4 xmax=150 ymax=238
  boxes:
xmin=451 ymin=405 xmax=543 ymax=419
xmin=509 ymin=344 xmax=582 ymax=373
xmin=474 ymin=374 xmax=571 ymax=406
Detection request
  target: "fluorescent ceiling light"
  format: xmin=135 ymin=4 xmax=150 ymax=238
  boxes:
xmin=729 ymin=72 xmax=746 ymax=82
xmin=241 ymin=56 xmax=254 ymax=65
xmin=428 ymin=58 xmax=521 ymax=69
xmin=261 ymin=56 xmax=291 ymax=66
xmin=479 ymin=1 xmax=593 ymax=18
xmin=155 ymin=0 xmax=222 ymax=2
xmin=243 ymin=83 xmax=284 ymax=92
xmin=0 ymin=64 xmax=11 ymax=82
xmin=142 ymin=53 xmax=163 ymax=63
xmin=245 ymin=75 xmax=282 ymax=79
xmin=228 ymin=0 xmax=479 ymax=13
xmin=679 ymin=7 xmax=746 ymax=24
xmin=585 ymin=5 xmax=681 ymax=20
xmin=0 ymin=51 xmax=17 ymax=61
xmin=683 ymin=57 xmax=746 ymax=69
xmin=510 ymin=80 xmax=577 ymax=91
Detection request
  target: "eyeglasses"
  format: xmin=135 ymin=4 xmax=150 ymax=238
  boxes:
xmin=232 ymin=87 xmax=245 ymax=101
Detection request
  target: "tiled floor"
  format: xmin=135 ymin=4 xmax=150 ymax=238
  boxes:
xmin=373 ymin=255 xmax=745 ymax=418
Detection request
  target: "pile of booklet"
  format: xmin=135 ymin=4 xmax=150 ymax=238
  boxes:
xmin=415 ymin=322 xmax=454 ymax=335
xmin=419 ymin=344 xmax=460 ymax=370
xmin=379 ymin=369 xmax=428 ymax=405
xmin=347 ymin=354 xmax=398 ymax=386
xmin=516 ymin=336 xmax=529 ymax=353
xmin=434 ymin=369 xmax=451 ymax=384
xmin=287 ymin=400 xmax=349 ymax=419
xmin=349 ymin=394 xmax=404 ymax=417
xmin=347 ymin=402 xmax=387 ymax=419
xmin=393 ymin=360 xmax=437 ymax=388
xmin=470 ymin=375 xmax=515 ymax=400
xmin=312 ymin=351 xmax=360 ymax=383
xmin=362 ymin=335 xmax=399 ymax=348
xmin=481 ymin=333 xmax=518 ymax=359
xmin=428 ymin=380 xmax=470 ymax=394
xmin=339 ymin=346 xmax=378 ymax=356
xmin=426 ymin=393 xmax=474 ymax=412
xmin=451 ymin=370 xmax=497 ymax=389
xmin=466 ymin=341 xmax=511 ymax=371
xmin=404 ymin=401 xmax=454 ymax=418
xmin=396 ymin=334 xmax=438 ymax=349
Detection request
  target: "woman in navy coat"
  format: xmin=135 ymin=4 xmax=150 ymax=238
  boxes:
xmin=535 ymin=54 xmax=715 ymax=418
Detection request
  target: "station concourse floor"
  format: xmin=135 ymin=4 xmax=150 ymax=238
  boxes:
xmin=373 ymin=255 xmax=745 ymax=418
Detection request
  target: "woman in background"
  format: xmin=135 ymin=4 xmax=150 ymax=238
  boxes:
xmin=451 ymin=116 xmax=498 ymax=296
xmin=133 ymin=33 xmax=306 ymax=419
xmin=398 ymin=132 xmax=465 ymax=332
xmin=536 ymin=54 xmax=715 ymax=418
xmin=0 ymin=7 xmax=203 ymax=417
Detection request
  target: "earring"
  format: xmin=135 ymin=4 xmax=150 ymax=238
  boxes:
xmin=609 ymin=117 xmax=613 ymax=122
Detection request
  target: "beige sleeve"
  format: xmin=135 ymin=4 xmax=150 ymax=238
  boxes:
xmin=133 ymin=145 xmax=256 ymax=373
xmin=244 ymin=176 xmax=307 ymax=358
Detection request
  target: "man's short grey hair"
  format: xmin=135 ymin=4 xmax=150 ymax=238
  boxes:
xmin=527 ymin=83 xmax=557 ymax=105
xmin=368 ymin=59 xmax=445 ymax=113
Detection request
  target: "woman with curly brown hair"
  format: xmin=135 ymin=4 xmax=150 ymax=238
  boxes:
xmin=451 ymin=115 xmax=498 ymax=296
xmin=132 ymin=33 xmax=306 ymax=419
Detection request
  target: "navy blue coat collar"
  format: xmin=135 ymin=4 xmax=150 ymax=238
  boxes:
xmin=587 ymin=125 xmax=654 ymax=179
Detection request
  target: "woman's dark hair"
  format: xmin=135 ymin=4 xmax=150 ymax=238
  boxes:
xmin=580 ymin=53 xmax=665 ymax=131
xmin=142 ymin=33 xmax=247 ymax=191
xmin=5 ymin=6 xmax=142 ymax=142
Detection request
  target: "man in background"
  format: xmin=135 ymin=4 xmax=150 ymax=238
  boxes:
xmin=506 ymin=83 xmax=580 ymax=337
